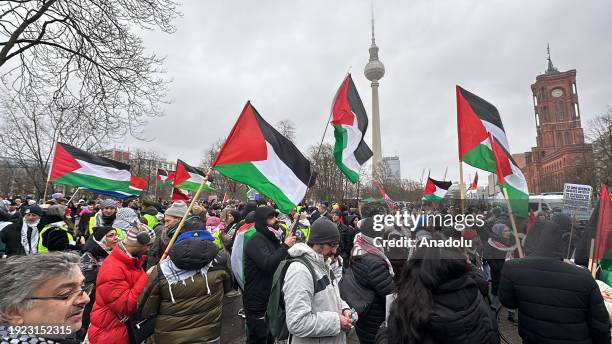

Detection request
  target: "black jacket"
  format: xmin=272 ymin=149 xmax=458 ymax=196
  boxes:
xmin=0 ymin=218 xmax=37 ymax=256
xmin=378 ymin=272 xmax=499 ymax=344
xmin=243 ymin=206 xmax=289 ymax=313
xmin=352 ymin=252 xmax=394 ymax=344
xmin=499 ymin=221 xmax=611 ymax=344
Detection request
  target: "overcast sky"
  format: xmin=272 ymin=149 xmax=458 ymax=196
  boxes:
xmin=124 ymin=0 xmax=612 ymax=185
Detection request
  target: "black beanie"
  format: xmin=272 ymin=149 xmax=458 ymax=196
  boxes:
xmin=307 ymin=217 xmax=340 ymax=245
xmin=93 ymin=226 xmax=115 ymax=241
xmin=358 ymin=217 xmax=383 ymax=238
xmin=46 ymin=229 xmax=69 ymax=251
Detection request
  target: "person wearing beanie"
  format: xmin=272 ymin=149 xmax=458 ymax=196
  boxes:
xmin=347 ymin=217 xmax=394 ymax=344
xmin=86 ymin=198 xmax=118 ymax=239
xmin=147 ymin=201 xmax=189 ymax=268
xmin=141 ymin=235 xmax=231 ymax=343
xmin=243 ymin=206 xmax=296 ymax=343
xmin=88 ymin=223 xmax=153 ymax=344
xmin=0 ymin=204 xmax=43 ymax=256
xmin=77 ymin=226 xmax=119 ymax=340
xmin=283 ymin=217 xmax=352 ymax=343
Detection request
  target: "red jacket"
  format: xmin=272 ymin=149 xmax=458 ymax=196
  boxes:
xmin=88 ymin=245 xmax=148 ymax=344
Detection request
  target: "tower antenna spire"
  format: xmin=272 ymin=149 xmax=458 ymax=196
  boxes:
xmin=371 ymin=1 xmax=376 ymax=45
xmin=546 ymin=43 xmax=558 ymax=73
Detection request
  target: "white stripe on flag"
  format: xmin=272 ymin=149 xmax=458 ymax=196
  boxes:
xmin=252 ymin=142 xmax=308 ymax=205
xmin=75 ymin=159 xmax=131 ymax=182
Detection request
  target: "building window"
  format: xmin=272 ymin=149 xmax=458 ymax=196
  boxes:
xmin=573 ymin=103 xmax=580 ymax=118
xmin=542 ymin=106 xmax=548 ymax=122
xmin=556 ymin=101 xmax=564 ymax=121
xmin=564 ymin=131 xmax=572 ymax=145
xmin=556 ymin=132 xmax=563 ymax=146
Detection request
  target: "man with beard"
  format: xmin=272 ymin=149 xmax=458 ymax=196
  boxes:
xmin=0 ymin=204 xmax=43 ymax=256
xmin=147 ymin=201 xmax=188 ymax=267
xmin=0 ymin=252 xmax=91 ymax=343
xmin=87 ymin=224 xmax=155 ymax=344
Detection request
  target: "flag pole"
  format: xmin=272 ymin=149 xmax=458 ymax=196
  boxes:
xmin=67 ymin=187 xmax=83 ymax=205
xmin=161 ymin=169 xmax=213 ymax=261
xmin=419 ymin=168 xmax=425 ymax=187
xmin=459 ymin=160 xmax=466 ymax=213
xmin=154 ymin=170 xmax=158 ymax=200
xmin=443 ymin=166 xmax=448 ymax=180
xmin=566 ymin=215 xmax=576 ymax=260
xmin=588 ymin=238 xmax=597 ymax=278
xmin=502 ymin=186 xmax=524 ymax=258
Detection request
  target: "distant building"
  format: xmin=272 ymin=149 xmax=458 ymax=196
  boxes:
xmin=382 ymin=156 xmax=401 ymax=180
xmin=514 ymin=47 xmax=593 ymax=193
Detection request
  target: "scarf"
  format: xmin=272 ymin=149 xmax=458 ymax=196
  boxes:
xmin=352 ymin=233 xmax=394 ymax=276
xmin=20 ymin=221 xmax=39 ymax=255
xmin=487 ymin=238 xmax=516 ymax=260
xmin=160 ymin=258 xmax=213 ymax=303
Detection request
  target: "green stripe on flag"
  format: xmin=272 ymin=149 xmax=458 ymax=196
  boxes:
xmin=423 ymin=194 xmax=444 ymax=202
xmin=463 ymin=143 xmax=496 ymax=173
xmin=333 ymin=125 xmax=359 ymax=183
xmin=215 ymin=162 xmax=296 ymax=213
xmin=54 ymin=173 xmax=131 ymax=193
xmin=501 ymin=184 xmax=529 ymax=218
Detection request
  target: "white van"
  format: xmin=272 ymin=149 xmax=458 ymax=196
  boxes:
xmin=528 ymin=193 xmax=564 ymax=213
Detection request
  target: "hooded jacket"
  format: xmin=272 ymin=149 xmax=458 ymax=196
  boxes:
xmin=80 ymin=235 xmax=112 ymax=334
xmin=499 ymin=221 xmax=611 ymax=344
xmin=141 ymin=238 xmax=231 ymax=343
xmin=243 ymin=206 xmax=289 ymax=313
xmin=88 ymin=244 xmax=148 ymax=344
xmin=283 ymin=243 xmax=349 ymax=344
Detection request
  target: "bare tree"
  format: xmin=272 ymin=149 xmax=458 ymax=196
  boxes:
xmin=586 ymin=107 xmax=612 ymax=184
xmin=276 ymin=119 xmax=296 ymax=142
xmin=0 ymin=0 xmax=180 ymax=138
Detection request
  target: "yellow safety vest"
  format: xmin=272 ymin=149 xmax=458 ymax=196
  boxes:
xmin=88 ymin=216 xmax=125 ymax=240
xmin=38 ymin=224 xmax=75 ymax=254
xmin=142 ymin=214 xmax=158 ymax=228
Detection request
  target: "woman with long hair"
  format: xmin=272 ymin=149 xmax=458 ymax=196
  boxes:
xmin=378 ymin=233 xmax=499 ymax=344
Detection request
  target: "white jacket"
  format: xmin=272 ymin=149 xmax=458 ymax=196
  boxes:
xmin=283 ymin=243 xmax=350 ymax=344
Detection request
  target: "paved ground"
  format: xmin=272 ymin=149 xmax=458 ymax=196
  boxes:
xmin=221 ymin=294 xmax=522 ymax=344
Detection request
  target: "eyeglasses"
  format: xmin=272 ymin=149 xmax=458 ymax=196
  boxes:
xmin=26 ymin=284 xmax=93 ymax=302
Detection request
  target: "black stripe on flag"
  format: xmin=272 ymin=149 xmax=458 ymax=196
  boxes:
xmin=457 ymin=86 xmax=505 ymax=133
xmin=429 ymin=177 xmax=452 ymax=190
xmin=60 ymin=143 xmax=130 ymax=171
xmin=347 ymin=76 xmax=373 ymax=165
xmin=251 ymin=105 xmax=315 ymax=187
xmin=177 ymin=159 xmax=205 ymax=176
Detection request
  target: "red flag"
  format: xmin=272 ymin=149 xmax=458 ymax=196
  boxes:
xmin=378 ymin=185 xmax=394 ymax=212
xmin=594 ymin=184 xmax=612 ymax=260
xmin=488 ymin=132 xmax=512 ymax=185
xmin=468 ymin=172 xmax=479 ymax=191
xmin=171 ymin=188 xmax=189 ymax=202
xmin=129 ymin=176 xmax=147 ymax=193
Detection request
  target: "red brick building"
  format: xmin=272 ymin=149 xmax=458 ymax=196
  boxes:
xmin=518 ymin=49 xmax=593 ymax=193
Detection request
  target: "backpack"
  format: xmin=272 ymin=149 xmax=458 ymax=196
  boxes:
xmin=267 ymin=255 xmax=317 ymax=340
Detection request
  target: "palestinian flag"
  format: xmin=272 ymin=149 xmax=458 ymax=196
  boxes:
xmin=378 ymin=185 xmax=394 ymax=212
xmin=331 ymin=74 xmax=373 ymax=183
xmin=457 ymin=86 xmax=528 ymax=217
xmin=49 ymin=142 xmax=131 ymax=193
xmin=171 ymin=187 xmax=189 ymax=201
xmin=156 ymin=169 xmax=174 ymax=188
xmin=86 ymin=176 xmax=148 ymax=199
xmin=173 ymin=160 xmax=214 ymax=192
xmin=468 ymin=172 xmax=479 ymax=191
xmin=212 ymin=102 xmax=315 ymax=213
xmin=423 ymin=177 xmax=452 ymax=202
xmin=230 ymin=222 xmax=256 ymax=290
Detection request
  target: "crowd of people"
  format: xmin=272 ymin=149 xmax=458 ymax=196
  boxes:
xmin=0 ymin=192 xmax=610 ymax=344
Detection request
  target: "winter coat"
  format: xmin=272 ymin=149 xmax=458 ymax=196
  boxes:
xmin=283 ymin=243 xmax=349 ymax=344
xmin=499 ymin=221 xmax=611 ymax=344
xmin=377 ymin=272 xmax=500 ymax=344
xmin=0 ymin=218 xmax=38 ymax=256
xmin=88 ymin=244 xmax=149 ymax=344
xmin=146 ymin=221 xmax=165 ymax=268
xmin=338 ymin=222 xmax=357 ymax=260
xmin=141 ymin=239 xmax=232 ymax=343
xmin=243 ymin=206 xmax=289 ymax=313
xmin=351 ymin=252 xmax=394 ymax=344
xmin=79 ymin=236 xmax=111 ymax=333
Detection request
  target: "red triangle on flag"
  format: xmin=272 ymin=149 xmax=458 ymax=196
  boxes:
xmin=129 ymin=176 xmax=147 ymax=191
xmin=331 ymin=74 xmax=355 ymax=127
xmin=49 ymin=143 xmax=82 ymax=180
xmin=595 ymin=184 xmax=612 ymax=260
xmin=171 ymin=188 xmax=189 ymax=201
xmin=488 ymin=132 xmax=512 ymax=184
xmin=212 ymin=102 xmax=267 ymax=167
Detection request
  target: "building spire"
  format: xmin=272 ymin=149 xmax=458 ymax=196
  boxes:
xmin=546 ymin=43 xmax=558 ymax=74
xmin=371 ymin=1 xmax=376 ymax=46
